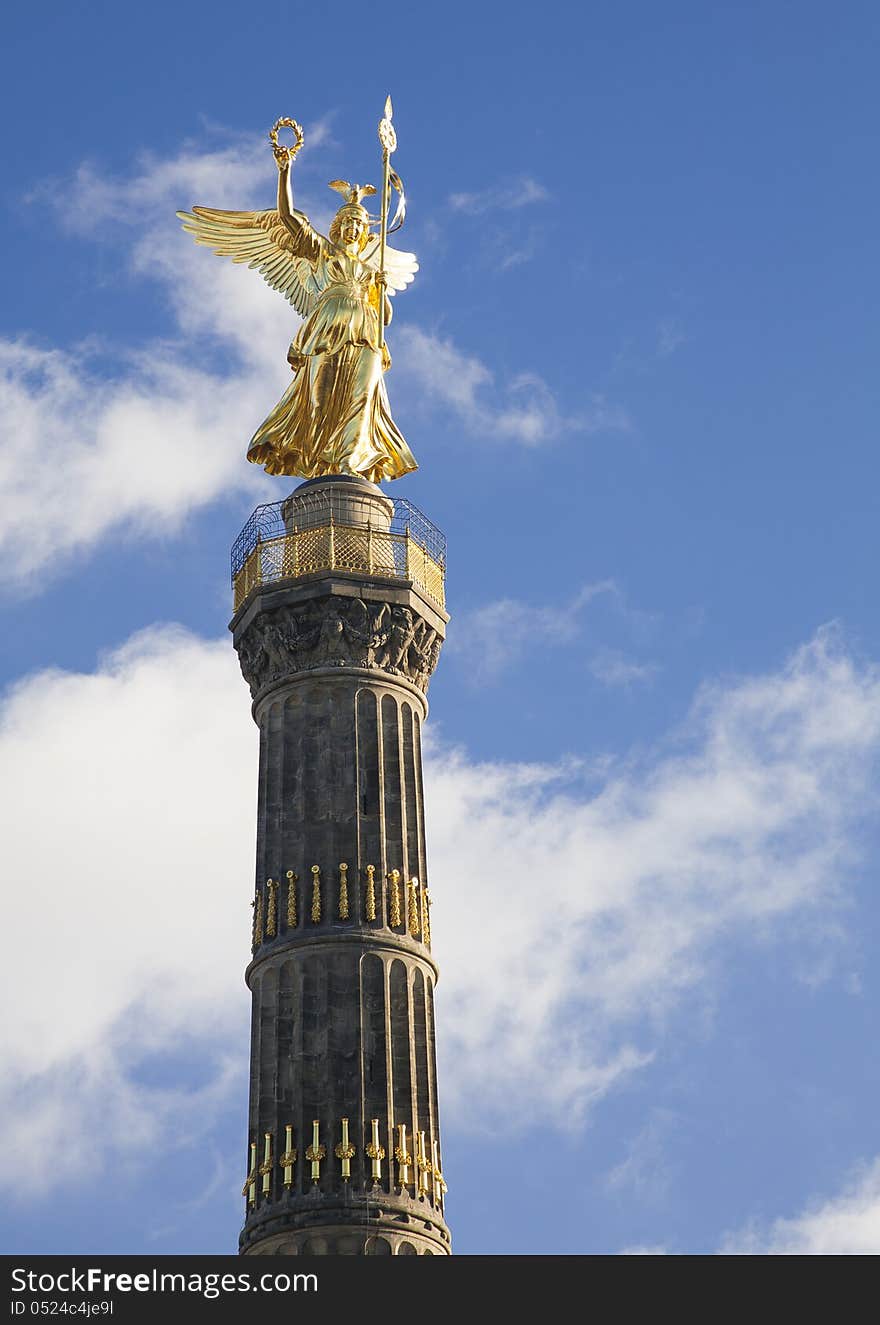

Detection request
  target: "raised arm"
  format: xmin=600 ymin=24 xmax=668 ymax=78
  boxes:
xmin=276 ymin=156 xmax=297 ymax=234
xmin=272 ymin=153 xmax=321 ymax=262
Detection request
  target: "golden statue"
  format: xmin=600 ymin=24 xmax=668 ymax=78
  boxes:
xmin=177 ymin=103 xmax=418 ymax=482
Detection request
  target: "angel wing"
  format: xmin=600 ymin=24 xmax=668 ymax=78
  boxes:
xmin=176 ymin=206 xmax=322 ymax=318
xmin=359 ymin=237 xmax=419 ymax=295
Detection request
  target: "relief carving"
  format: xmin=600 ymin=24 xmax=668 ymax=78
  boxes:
xmin=235 ymin=595 xmax=443 ymax=698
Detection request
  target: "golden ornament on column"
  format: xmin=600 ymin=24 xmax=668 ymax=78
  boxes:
xmin=408 ymin=876 xmax=421 ymax=937
xmin=422 ymin=886 xmax=432 ymax=948
xmin=265 ymin=879 xmax=278 ymax=938
xmin=394 ymin=1123 xmax=413 ymax=1189
xmin=286 ymin=869 xmax=298 ymax=929
xmin=431 ymin=1139 xmax=447 ymax=1208
xmin=243 ymin=1140 xmax=257 ymax=1207
xmin=388 ymin=869 xmax=402 ymax=927
xmin=366 ymin=1118 xmax=386 ymax=1180
xmin=258 ymin=1132 xmax=274 ymax=1199
xmin=310 ymin=865 xmax=321 ymax=923
xmin=279 ymin=1125 xmax=297 ymax=1189
xmin=305 ymin=1120 xmax=326 ymax=1182
xmin=364 ymin=864 xmax=377 ymax=922
xmin=334 ymin=1117 xmax=356 ymax=1180
xmin=251 ymin=889 xmax=263 ymax=952
xmin=337 ymin=862 xmax=349 ymax=920
xmin=416 ymin=1130 xmax=431 ymax=1197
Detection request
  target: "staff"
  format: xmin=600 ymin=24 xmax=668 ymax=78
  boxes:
xmin=377 ymin=95 xmax=397 ymax=352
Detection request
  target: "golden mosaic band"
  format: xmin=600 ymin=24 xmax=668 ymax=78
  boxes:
xmin=233 ymin=523 xmax=445 ymax=611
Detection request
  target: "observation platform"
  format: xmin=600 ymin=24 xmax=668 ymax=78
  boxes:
xmin=231 ymin=478 xmax=446 ymax=613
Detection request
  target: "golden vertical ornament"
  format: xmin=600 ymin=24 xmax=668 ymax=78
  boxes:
xmin=286 ymin=869 xmax=298 ymax=928
xmin=259 ymin=1132 xmax=273 ymax=1199
xmin=388 ymin=869 xmax=402 ymax=927
xmin=279 ymin=1125 xmax=297 ymax=1189
xmin=394 ymin=1122 xmax=412 ymax=1188
xmin=408 ymin=876 xmax=421 ymax=938
xmin=431 ymin=1138 xmax=447 ymax=1207
xmin=366 ymin=1117 xmax=386 ymax=1180
xmin=422 ymin=886 xmax=432 ymax=948
xmin=338 ymin=862 xmax=349 ymax=920
xmin=305 ymin=1119 xmax=326 ymax=1182
xmin=416 ymin=1129 xmax=431 ymax=1197
xmin=243 ymin=1140 xmax=257 ymax=1207
xmin=252 ymin=888 xmax=263 ymax=952
xmin=334 ymin=1117 xmax=356 ymax=1180
xmin=265 ymin=879 xmax=278 ymax=938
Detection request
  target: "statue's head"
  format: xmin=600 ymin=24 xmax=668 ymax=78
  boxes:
xmin=329 ymin=202 xmax=371 ymax=251
xmin=327 ymin=181 xmax=377 ymax=252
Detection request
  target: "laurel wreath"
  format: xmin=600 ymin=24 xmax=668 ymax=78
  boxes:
xmin=269 ymin=117 xmax=304 ymax=160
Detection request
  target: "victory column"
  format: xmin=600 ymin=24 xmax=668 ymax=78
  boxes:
xmin=179 ymin=103 xmax=451 ymax=1255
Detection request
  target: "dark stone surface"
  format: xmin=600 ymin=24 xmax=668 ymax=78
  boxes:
xmin=234 ymin=593 xmax=443 ymax=701
xmin=231 ymin=564 xmax=450 ymax=1257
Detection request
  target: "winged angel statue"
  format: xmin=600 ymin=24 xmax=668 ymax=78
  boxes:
xmin=177 ymin=114 xmax=418 ymax=482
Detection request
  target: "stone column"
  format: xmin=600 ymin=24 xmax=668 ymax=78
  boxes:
xmin=231 ymin=476 xmax=450 ymax=1256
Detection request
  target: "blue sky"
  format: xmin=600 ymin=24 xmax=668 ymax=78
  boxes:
xmin=2 ymin=1 xmax=879 ymax=1255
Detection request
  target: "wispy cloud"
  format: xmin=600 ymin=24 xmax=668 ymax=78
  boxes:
xmin=720 ymin=1157 xmax=880 ymax=1254
xmin=448 ymin=176 xmax=549 ymax=214
xmin=396 ymin=326 xmax=629 ymax=446
xmin=606 ymin=1112 xmax=678 ymax=1203
xmin=447 ymin=581 xmax=618 ymax=681
xmin=589 ymin=648 xmax=658 ymax=688
xmin=447 ymin=582 xmax=656 ymax=684
xmin=657 ymin=317 xmax=686 ymax=358
xmin=497 ymin=233 xmax=540 ymax=271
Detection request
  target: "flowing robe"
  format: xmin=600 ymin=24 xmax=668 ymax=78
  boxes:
xmin=246 ymin=213 xmax=417 ymax=482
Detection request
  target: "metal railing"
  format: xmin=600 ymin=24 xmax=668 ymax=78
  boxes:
xmin=231 ymin=494 xmax=446 ymax=612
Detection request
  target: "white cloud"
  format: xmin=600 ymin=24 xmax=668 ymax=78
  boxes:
xmin=0 ymin=337 xmax=275 ymax=588
xmin=0 ymin=626 xmax=256 ymax=1189
xmin=447 ymin=581 xmax=617 ymax=681
xmin=429 ymin=624 xmax=880 ymax=1123
xmin=396 ymin=326 xmax=629 ymax=446
xmin=1 ymin=623 xmax=877 ymax=1192
xmin=448 ymin=176 xmax=549 ymax=214
xmin=589 ymin=648 xmax=658 ymax=688
xmin=721 ymin=1157 xmax=880 ymax=1254
xmin=1 ymin=139 xmax=303 ymax=593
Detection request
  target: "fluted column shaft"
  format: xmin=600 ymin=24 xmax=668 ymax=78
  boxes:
xmin=231 ymin=480 xmax=449 ymax=1257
